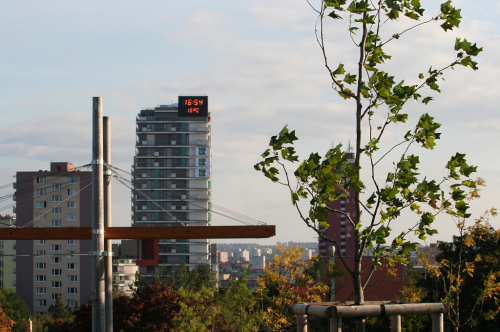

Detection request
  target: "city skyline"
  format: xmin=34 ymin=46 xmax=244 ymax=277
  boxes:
xmin=1 ymin=1 xmax=499 ymax=245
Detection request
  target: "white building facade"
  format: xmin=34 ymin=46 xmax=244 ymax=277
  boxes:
xmin=132 ymin=97 xmax=214 ymax=279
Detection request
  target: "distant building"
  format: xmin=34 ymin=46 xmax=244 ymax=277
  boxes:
xmin=317 ymin=153 xmax=405 ymax=301
xmin=112 ymin=259 xmax=138 ymax=296
xmin=241 ymin=250 xmax=250 ymax=262
xmin=0 ymin=215 xmax=16 ymax=290
xmin=132 ymin=98 xmax=214 ymax=281
xmin=16 ymin=162 xmax=92 ymax=313
xmin=299 ymin=249 xmax=313 ymax=261
xmin=250 ymin=248 xmax=261 ymax=257
xmin=318 ymin=153 xmax=356 ymax=258
xmin=250 ymin=255 xmax=266 ymax=269
xmin=416 ymin=243 xmax=440 ymax=267
xmin=218 ymin=251 xmax=228 ymax=264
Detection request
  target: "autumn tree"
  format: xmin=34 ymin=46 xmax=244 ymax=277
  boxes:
xmin=255 ymin=1 xmax=482 ymax=330
xmin=0 ymin=307 xmax=14 ymax=332
xmin=422 ymin=180 xmax=500 ymax=331
xmin=0 ymin=288 xmax=30 ymax=332
xmin=257 ymin=245 xmax=332 ymax=332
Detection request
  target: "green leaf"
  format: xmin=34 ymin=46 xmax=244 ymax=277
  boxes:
xmin=343 ymin=73 xmax=357 ymax=85
xmin=349 ymin=27 xmax=359 ymax=34
xmin=328 ymin=11 xmax=343 ymax=19
xmin=422 ymin=97 xmax=433 ymax=105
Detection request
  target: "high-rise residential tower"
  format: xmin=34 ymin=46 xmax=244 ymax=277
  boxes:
xmin=16 ymin=162 xmax=92 ymax=314
xmin=132 ymin=96 xmax=214 ymax=280
xmin=318 ymin=153 xmax=356 ymax=258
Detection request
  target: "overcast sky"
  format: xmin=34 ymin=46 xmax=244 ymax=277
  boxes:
xmin=1 ymin=0 xmax=499 ymax=245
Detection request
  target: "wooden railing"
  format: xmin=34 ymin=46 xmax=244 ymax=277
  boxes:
xmin=291 ymin=301 xmax=446 ymax=332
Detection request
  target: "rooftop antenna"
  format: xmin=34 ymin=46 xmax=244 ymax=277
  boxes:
xmin=330 ymin=141 xmax=335 ymax=149
xmin=347 ymin=140 xmax=353 ymax=154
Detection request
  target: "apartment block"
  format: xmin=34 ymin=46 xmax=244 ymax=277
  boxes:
xmin=132 ymin=96 xmax=214 ymax=279
xmin=318 ymin=153 xmax=357 ymax=258
xmin=16 ymin=162 xmax=92 ymax=313
xmin=0 ymin=215 xmax=16 ymax=290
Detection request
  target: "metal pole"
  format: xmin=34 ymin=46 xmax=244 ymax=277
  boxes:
xmin=92 ymin=97 xmax=105 ymax=332
xmin=103 ymin=116 xmax=113 ymax=332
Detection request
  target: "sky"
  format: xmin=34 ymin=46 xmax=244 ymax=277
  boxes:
xmin=0 ymin=0 xmax=499 ymax=245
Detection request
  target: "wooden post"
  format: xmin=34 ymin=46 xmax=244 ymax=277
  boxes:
xmin=103 ymin=116 xmax=113 ymax=332
xmin=297 ymin=314 xmax=307 ymax=332
xmin=330 ymin=316 xmax=341 ymax=332
xmin=92 ymin=97 xmax=105 ymax=332
xmin=432 ymin=313 xmax=443 ymax=332
xmin=391 ymin=315 xmax=401 ymax=332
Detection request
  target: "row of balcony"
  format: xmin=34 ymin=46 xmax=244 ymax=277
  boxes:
xmin=136 ymin=140 xmax=209 ymax=147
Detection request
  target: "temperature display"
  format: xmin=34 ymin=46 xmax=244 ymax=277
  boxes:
xmin=178 ymin=96 xmax=208 ymax=117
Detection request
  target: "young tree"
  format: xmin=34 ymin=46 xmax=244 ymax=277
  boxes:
xmin=254 ymin=1 xmax=482 ymax=330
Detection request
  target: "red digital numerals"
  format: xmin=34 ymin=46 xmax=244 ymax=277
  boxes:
xmin=187 ymin=108 xmax=200 ymax=113
xmin=183 ymin=99 xmax=204 ymax=106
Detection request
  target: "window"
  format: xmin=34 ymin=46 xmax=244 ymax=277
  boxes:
xmin=0 ymin=261 xmax=3 ymax=267
xmin=36 ymin=287 xmax=46 ymax=294
xmin=36 ymin=240 xmax=46 ymax=245
xmin=67 ymin=177 xmax=78 ymax=184
xmin=67 ymin=288 xmax=78 ymax=294
xmin=52 ymin=208 xmax=62 ymax=215
xmin=67 ymin=240 xmax=77 ymax=245
xmin=12 ymin=268 xmax=15 ymax=274
xmin=0 ymin=280 xmax=3 ymax=286
xmin=52 ymin=257 xmax=61 ymax=264
xmin=35 ymin=214 xmax=46 ymax=221
xmin=36 ymin=189 xmax=46 ymax=196
xmin=36 ymin=201 xmax=46 ymax=208
xmin=36 ymin=299 xmax=47 ymax=307
xmin=52 ymin=183 xmax=62 ymax=190
xmin=52 ymin=195 xmax=62 ymax=202
xmin=67 ymin=263 xmax=77 ymax=270
xmin=52 ymin=281 xmax=62 ymax=288
xmin=67 ymin=189 xmax=77 ymax=196
xmin=67 ymin=251 xmax=77 ymax=258
xmin=51 ymin=269 xmax=62 ymax=276
xmin=67 ymin=275 xmax=77 ymax=282
xmin=36 ymin=275 xmax=46 ymax=282
xmin=51 ymin=294 xmax=62 ymax=301
xmin=51 ymin=220 xmax=62 ymax=227
xmin=36 ymin=177 xmax=46 ymax=184
xmin=36 ymin=263 xmax=46 ymax=270
xmin=67 ymin=214 xmax=77 ymax=221
xmin=67 ymin=201 xmax=77 ymax=208
xmin=36 ymin=250 xmax=45 ymax=257
xmin=67 ymin=300 xmax=77 ymax=307
xmin=0 ymin=251 xmax=3 ymax=256
xmin=51 ymin=244 xmax=61 ymax=251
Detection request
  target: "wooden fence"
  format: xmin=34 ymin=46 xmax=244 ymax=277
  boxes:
xmin=291 ymin=301 xmax=446 ymax=332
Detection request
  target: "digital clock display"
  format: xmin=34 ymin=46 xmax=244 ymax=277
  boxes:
xmin=178 ymin=96 xmax=208 ymax=117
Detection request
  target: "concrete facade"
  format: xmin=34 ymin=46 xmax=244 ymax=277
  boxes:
xmin=16 ymin=162 xmax=92 ymax=313
xmin=0 ymin=216 xmax=16 ymax=290
xmin=112 ymin=259 xmax=138 ymax=296
xmin=132 ymin=98 xmax=214 ymax=280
